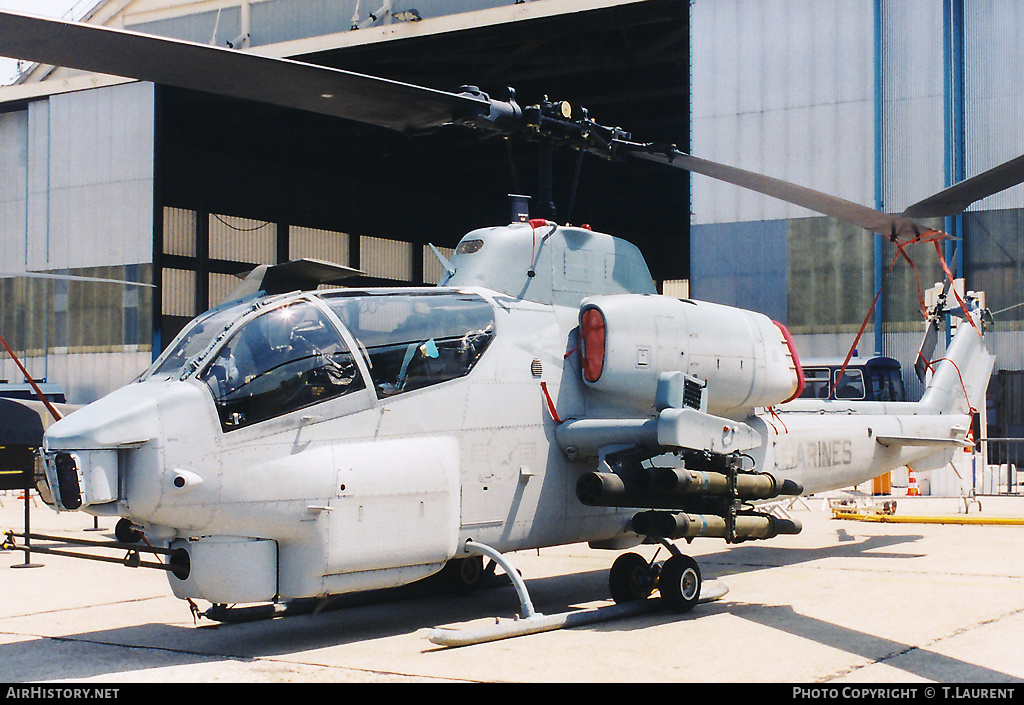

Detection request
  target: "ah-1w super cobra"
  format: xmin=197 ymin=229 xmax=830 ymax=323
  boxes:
xmin=0 ymin=10 xmax=1010 ymax=645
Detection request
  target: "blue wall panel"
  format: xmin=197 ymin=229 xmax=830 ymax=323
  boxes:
xmin=690 ymin=219 xmax=787 ymax=323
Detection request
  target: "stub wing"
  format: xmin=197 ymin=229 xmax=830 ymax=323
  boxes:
xmin=875 ymin=435 xmax=972 ymax=449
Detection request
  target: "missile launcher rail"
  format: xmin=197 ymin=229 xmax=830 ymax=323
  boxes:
xmin=575 ymin=446 xmax=803 ymax=544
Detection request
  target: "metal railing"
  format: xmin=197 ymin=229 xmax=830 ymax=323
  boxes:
xmin=974 ymin=438 xmax=1024 ymax=496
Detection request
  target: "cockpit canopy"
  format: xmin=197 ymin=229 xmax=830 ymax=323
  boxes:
xmin=141 ymin=290 xmax=496 ymax=431
xmin=322 ymin=290 xmax=494 ymax=399
xmin=200 ymin=299 xmax=362 ymax=430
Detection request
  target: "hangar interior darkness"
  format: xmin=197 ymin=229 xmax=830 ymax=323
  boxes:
xmin=155 ymin=0 xmax=691 ymax=342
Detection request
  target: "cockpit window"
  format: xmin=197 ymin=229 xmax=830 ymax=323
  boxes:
xmin=324 ymin=291 xmax=494 ymax=398
xmin=144 ymin=301 xmax=253 ymax=381
xmin=867 ymin=365 xmax=906 ymax=402
xmin=798 ymin=366 xmax=867 ymax=400
xmin=200 ymin=301 xmax=365 ymax=430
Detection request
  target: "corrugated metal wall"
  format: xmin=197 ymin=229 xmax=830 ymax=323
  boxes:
xmin=879 ymin=2 xmax=1024 ymax=380
xmin=961 ymin=2 xmax=1024 ymax=371
xmin=963 ymin=1 xmax=1024 ymax=212
xmin=289 ymin=224 xmax=349 ymax=266
xmin=0 ymin=82 xmax=155 ymax=403
xmin=0 ymin=110 xmax=28 ymax=272
xmin=46 ymin=83 xmax=155 ymax=271
xmin=690 ymin=0 xmax=877 ymax=350
xmin=158 ymin=205 xmax=427 ymax=319
xmin=875 ymin=1 xmax=952 ymax=391
xmin=209 ymin=214 xmax=276 ymax=264
xmin=359 ymin=234 xmax=412 ymax=281
xmin=160 ymin=268 xmax=197 ymax=319
xmin=876 ymin=0 xmax=946 ymax=213
xmin=691 ymin=0 xmax=1023 ymax=401
xmin=209 ymin=272 xmax=243 ymax=307
xmin=689 ymin=219 xmax=787 ymax=322
xmin=162 ymin=207 xmax=198 ymax=257
xmin=691 ymin=0 xmax=875 ymax=226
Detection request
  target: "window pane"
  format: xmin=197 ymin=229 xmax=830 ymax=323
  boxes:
xmin=799 ymin=368 xmax=831 ymax=399
xmin=867 ymin=366 xmax=906 ymax=402
xmin=146 ymin=301 xmax=249 ymax=380
xmin=965 ymin=209 xmax=1024 ymax=326
xmin=325 ymin=291 xmax=495 ymax=398
xmin=201 ymin=301 xmax=364 ymax=430
xmin=834 ymin=369 xmax=865 ymax=400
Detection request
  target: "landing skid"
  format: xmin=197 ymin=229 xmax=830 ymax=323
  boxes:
xmin=426 ymin=539 xmax=727 ymax=648
xmin=426 ymin=580 xmax=728 ymax=648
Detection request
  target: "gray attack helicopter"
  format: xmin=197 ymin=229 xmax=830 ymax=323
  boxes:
xmin=0 ymin=10 xmax=1012 ymax=646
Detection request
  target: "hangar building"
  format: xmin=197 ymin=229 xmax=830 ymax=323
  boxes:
xmin=0 ymin=0 xmax=691 ymax=402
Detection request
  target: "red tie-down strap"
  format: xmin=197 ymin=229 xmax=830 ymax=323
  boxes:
xmin=540 ymin=381 xmax=563 ymax=424
xmin=764 ymin=406 xmax=789 ymax=435
xmin=831 ymin=228 xmax=963 ymax=398
xmin=0 ymin=331 xmax=63 ymax=422
xmin=917 ymin=355 xmax=979 ymax=421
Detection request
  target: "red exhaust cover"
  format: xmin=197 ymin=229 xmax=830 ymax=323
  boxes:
xmin=581 ymin=308 xmax=606 ymax=383
xmin=773 ymin=320 xmax=805 ymax=402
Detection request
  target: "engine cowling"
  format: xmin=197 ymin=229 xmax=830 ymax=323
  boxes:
xmin=578 ymin=295 xmax=803 ymax=418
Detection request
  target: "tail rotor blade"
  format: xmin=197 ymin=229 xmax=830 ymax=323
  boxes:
xmin=915 ymin=321 xmax=938 ymax=383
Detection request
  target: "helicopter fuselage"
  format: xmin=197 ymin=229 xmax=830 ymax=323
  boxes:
xmin=38 ymin=223 xmax=993 ymax=607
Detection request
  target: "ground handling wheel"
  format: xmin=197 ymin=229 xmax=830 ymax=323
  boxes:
xmin=659 ymin=554 xmax=701 ymax=613
xmin=439 ymin=555 xmax=488 ymax=595
xmin=609 ymin=552 xmax=659 ymax=604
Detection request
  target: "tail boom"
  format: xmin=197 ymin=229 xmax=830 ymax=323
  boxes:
xmin=754 ymin=411 xmax=971 ymax=495
xmin=764 ymin=314 xmax=993 ymax=495
xmin=918 ymin=317 xmax=995 ymax=416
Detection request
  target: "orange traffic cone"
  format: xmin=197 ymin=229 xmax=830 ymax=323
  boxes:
xmin=907 ymin=468 xmax=920 ymax=496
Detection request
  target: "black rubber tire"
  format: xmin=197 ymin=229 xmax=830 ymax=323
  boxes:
xmin=609 ymin=552 xmax=655 ymax=603
xmin=659 ymin=554 xmax=702 ymax=613
xmin=441 ymin=555 xmax=486 ymax=595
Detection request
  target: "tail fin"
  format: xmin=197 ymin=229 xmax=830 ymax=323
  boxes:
xmin=918 ymin=305 xmax=995 ymax=416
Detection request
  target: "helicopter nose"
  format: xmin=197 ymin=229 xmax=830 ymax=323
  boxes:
xmin=43 ymin=383 xmax=163 ymax=511
xmin=46 ymin=385 xmax=162 ymax=450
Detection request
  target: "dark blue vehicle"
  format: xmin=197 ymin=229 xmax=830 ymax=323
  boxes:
xmin=798 ymin=356 xmax=907 ymax=402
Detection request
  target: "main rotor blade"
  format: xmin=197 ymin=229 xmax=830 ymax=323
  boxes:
xmin=13 ymin=10 xmax=1012 ymax=242
xmin=0 ymin=271 xmax=155 ymax=287
xmin=617 ymin=142 xmax=926 ymax=240
xmin=0 ymin=10 xmax=487 ymax=132
xmin=902 ymin=153 xmax=1024 ymax=218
